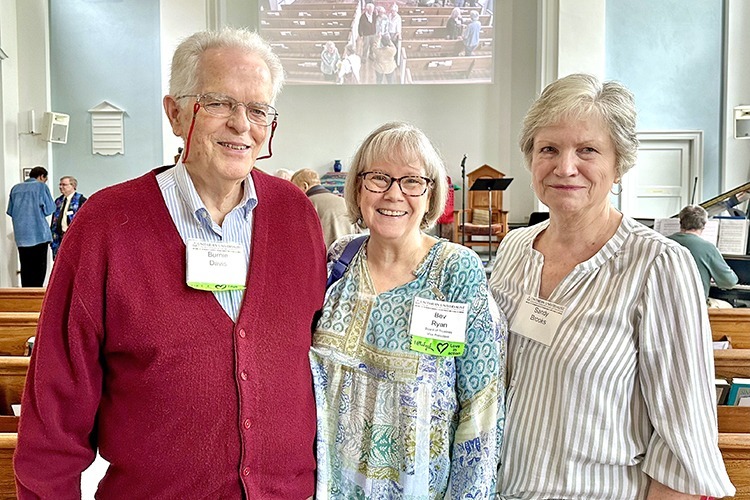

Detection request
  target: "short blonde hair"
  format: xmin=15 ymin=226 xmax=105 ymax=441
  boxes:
xmin=291 ymin=169 xmax=320 ymax=190
xmin=519 ymin=73 xmax=638 ymax=180
xmin=344 ymin=122 xmax=447 ymax=229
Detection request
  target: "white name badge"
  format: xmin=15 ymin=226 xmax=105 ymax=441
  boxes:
xmin=409 ymin=296 xmax=469 ymax=356
xmin=509 ymin=294 xmax=566 ymax=346
xmin=186 ymin=239 xmax=247 ymax=291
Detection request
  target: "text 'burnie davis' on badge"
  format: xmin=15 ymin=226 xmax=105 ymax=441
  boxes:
xmin=186 ymin=239 xmax=247 ymax=291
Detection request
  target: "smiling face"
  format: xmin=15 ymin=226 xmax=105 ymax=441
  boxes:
xmin=358 ymin=159 xmax=431 ymax=244
xmin=531 ymin=114 xmax=618 ymax=218
xmin=164 ymin=46 xmax=273 ymax=191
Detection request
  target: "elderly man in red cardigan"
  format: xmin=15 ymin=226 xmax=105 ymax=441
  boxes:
xmin=14 ymin=28 xmax=326 ymax=499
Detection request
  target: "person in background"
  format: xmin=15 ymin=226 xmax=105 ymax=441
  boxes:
xmin=338 ymin=44 xmax=361 ymax=84
xmin=489 ymin=73 xmax=734 ymax=498
xmin=387 ymin=3 xmax=402 ymax=43
xmin=15 ymin=28 xmax=325 ymax=499
xmin=669 ymin=204 xmax=738 ymax=305
xmin=446 ymin=7 xmax=463 ymax=40
xmin=50 ymin=176 xmax=87 ymax=259
xmin=173 ymin=146 xmax=183 ymax=164
xmin=373 ymin=34 xmax=397 ymax=84
xmin=6 ymin=166 xmax=54 ymax=287
xmin=357 ymin=2 xmax=377 ymax=62
xmin=274 ymin=168 xmax=293 ymax=180
xmin=311 ymin=121 xmax=506 ymax=498
xmin=463 ymin=10 xmax=481 ymax=56
xmin=291 ymin=168 xmax=360 ymax=247
xmin=320 ymin=41 xmax=340 ymax=82
xmin=375 ymin=5 xmax=389 ymax=37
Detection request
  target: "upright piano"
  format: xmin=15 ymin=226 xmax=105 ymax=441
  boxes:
xmin=702 ymin=181 xmax=750 ymax=305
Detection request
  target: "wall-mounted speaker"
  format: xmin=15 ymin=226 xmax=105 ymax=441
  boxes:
xmin=42 ymin=111 xmax=69 ymax=144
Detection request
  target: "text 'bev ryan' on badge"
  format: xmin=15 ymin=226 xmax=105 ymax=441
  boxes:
xmin=409 ymin=296 xmax=469 ymax=357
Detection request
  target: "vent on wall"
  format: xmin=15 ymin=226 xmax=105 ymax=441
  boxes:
xmin=88 ymin=101 xmax=125 ymax=155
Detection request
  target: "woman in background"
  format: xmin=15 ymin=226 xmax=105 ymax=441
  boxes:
xmin=320 ymin=41 xmax=340 ymax=82
xmin=311 ymin=121 xmax=505 ymax=498
xmin=489 ymin=73 xmax=734 ymax=499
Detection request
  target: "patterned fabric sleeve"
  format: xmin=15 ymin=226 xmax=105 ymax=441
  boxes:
xmin=638 ymin=245 xmax=735 ymax=497
xmin=441 ymin=247 xmax=507 ymax=497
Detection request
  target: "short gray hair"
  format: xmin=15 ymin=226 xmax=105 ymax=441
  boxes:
xmin=519 ymin=73 xmax=639 ymax=180
xmin=678 ymin=205 xmax=708 ymax=231
xmin=60 ymin=176 xmax=78 ymax=189
xmin=169 ymin=28 xmax=284 ymax=104
xmin=344 ymin=122 xmax=447 ymax=230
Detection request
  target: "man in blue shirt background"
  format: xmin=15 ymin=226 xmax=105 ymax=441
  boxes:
xmin=6 ymin=166 xmax=55 ymax=286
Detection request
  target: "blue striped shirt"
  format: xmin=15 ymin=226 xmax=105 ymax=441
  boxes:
xmin=156 ymin=162 xmax=257 ymax=322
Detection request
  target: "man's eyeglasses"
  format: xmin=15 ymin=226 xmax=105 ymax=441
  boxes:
xmin=359 ymin=172 xmax=433 ymax=197
xmin=176 ymin=93 xmax=278 ymax=126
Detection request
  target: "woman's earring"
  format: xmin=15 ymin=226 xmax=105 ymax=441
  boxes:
xmin=610 ymin=182 xmax=623 ymax=196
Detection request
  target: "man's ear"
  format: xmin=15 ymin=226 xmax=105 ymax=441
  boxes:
xmin=163 ymin=95 xmax=185 ymax=137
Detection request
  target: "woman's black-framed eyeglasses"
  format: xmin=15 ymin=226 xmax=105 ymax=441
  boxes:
xmin=359 ymin=172 xmax=433 ymax=197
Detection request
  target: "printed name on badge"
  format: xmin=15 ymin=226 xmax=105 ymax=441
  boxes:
xmin=186 ymin=239 xmax=247 ymax=291
xmin=509 ymin=294 xmax=566 ymax=346
xmin=409 ymin=296 xmax=469 ymax=357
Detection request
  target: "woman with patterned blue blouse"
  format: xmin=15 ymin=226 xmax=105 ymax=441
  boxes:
xmin=310 ymin=121 xmax=506 ymax=499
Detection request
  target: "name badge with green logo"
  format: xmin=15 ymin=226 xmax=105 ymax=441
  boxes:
xmin=186 ymin=239 xmax=247 ymax=291
xmin=409 ymin=296 xmax=468 ymax=356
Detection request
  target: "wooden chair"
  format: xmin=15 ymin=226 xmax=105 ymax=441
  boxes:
xmin=0 ymin=433 xmax=17 ymax=499
xmin=453 ymin=165 xmax=509 ymax=251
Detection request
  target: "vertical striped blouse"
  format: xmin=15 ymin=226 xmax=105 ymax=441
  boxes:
xmin=488 ymin=215 xmax=734 ymax=499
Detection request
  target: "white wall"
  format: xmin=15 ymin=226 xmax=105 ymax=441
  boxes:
xmin=160 ymin=0 xmax=208 ymax=164
xmin=724 ymin=0 xmax=750 ymax=190
xmin=0 ymin=0 xmax=52 ymax=287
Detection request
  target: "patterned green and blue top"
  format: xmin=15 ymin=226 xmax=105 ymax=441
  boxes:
xmin=310 ymin=237 xmax=507 ymax=499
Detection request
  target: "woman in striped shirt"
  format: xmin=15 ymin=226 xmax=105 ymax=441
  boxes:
xmin=489 ymin=73 xmax=734 ymax=499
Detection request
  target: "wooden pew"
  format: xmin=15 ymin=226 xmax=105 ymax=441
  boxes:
xmin=277 ymin=3 xmax=358 ymax=11
xmin=278 ymin=57 xmax=329 ymax=82
xmin=710 ymin=308 xmax=750 ymax=498
xmin=264 ymin=9 xmax=355 ymax=19
xmin=719 ymin=432 xmax=750 ymax=498
xmin=400 ymin=13 xmax=492 ymax=27
xmin=402 ymin=38 xmax=491 ymax=58
xmin=261 ymin=17 xmax=353 ymax=29
xmin=0 ymin=356 xmax=28 ymax=416
xmin=0 ymin=356 xmax=27 ymax=499
xmin=0 ymin=313 xmax=38 ymax=356
xmin=0 ymin=433 xmax=18 ymax=499
xmin=710 ymin=308 xmax=750 ymax=348
xmin=0 ymin=288 xmax=44 ymax=313
xmin=405 ymin=55 xmax=491 ymax=83
xmin=401 ymin=6 xmax=483 ymax=16
xmin=262 ymin=27 xmax=351 ymax=42
xmin=401 ymin=24 xmax=492 ymax=40
xmin=269 ymin=40 xmax=348 ymax=59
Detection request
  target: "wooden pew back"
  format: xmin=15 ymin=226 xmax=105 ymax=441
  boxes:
xmin=0 ymin=433 xmax=17 ymax=499
xmin=0 ymin=313 xmax=38 ymax=356
xmin=0 ymin=356 xmax=29 ymax=416
xmin=709 ymin=308 xmax=750 ymax=348
xmin=0 ymin=288 xmax=44 ymax=313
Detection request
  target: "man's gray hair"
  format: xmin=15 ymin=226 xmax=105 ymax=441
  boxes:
xmin=60 ymin=176 xmax=78 ymax=189
xmin=519 ymin=73 xmax=639 ymax=180
xmin=169 ymin=28 xmax=284 ymax=104
xmin=678 ymin=205 xmax=708 ymax=231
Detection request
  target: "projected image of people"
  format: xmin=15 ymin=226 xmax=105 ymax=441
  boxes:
xmin=260 ymin=0 xmax=494 ymax=85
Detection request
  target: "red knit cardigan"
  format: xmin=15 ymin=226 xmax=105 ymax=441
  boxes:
xmin=14 ymin=167 xmax=326 ymax=499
